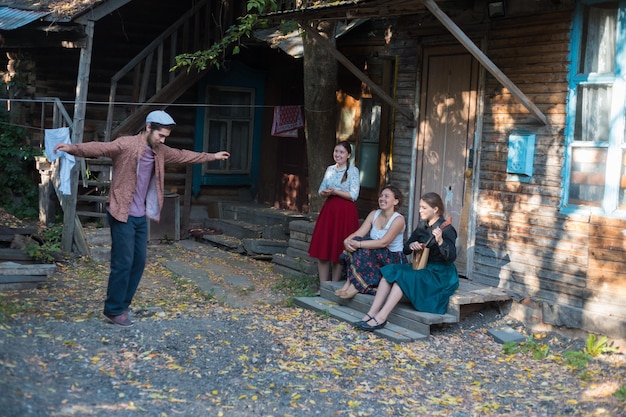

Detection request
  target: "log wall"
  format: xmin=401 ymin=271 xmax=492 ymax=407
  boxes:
xmin=474 ymin=9 xmax=626 ymax=336
xmin=345 ymin=4 xmax=625 ymax=337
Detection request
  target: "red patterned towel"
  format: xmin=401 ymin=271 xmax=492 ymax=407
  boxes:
xmin=271 ymin=106 xmax=304 ymax=137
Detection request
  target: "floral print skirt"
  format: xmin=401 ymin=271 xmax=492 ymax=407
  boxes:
xmin=340 ymin=238 xmax=407 ymax=295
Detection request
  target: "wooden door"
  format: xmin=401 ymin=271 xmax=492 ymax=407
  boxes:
xmin=413 ymin=45 xmax=478 ymax=275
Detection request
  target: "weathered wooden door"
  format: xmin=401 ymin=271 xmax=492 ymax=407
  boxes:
xmin=413 ymin=45 xmax=478 ymax=275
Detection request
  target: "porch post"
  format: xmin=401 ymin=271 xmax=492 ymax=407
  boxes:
xmin=61 ymin=19 xmax=94 ymax=254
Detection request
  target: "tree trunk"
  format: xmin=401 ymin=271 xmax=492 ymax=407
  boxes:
xmin=302 ymin=20 xmax=337 ymax=213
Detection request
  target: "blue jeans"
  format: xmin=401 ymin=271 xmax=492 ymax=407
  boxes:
xmin=104 ymin=212 xmax=148 ymax=316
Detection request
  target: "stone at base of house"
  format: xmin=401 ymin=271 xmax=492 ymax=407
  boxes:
xmin=507 ymin=297 xmax=626 ymax=349
xmin=488 ymin=326 xmax=526 ymax=344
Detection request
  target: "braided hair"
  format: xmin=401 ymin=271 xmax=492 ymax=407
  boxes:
xmin=336 ymin=141 xmax=352 ymax=183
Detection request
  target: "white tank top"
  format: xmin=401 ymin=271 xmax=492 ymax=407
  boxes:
xmin=370 ymin=210 xmax=404 ymax=252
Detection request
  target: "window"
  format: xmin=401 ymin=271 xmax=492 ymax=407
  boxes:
xmin=203 ymin=86 xmax=254 ymax=175
xmin=565 ymin=1 xmax=626 ymax=214
xmin=358 ymin=97 xmax=382 ymax=189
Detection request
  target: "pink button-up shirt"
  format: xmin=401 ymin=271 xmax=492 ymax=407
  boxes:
xmin=66 ymin=134 xmax=217 ymax=223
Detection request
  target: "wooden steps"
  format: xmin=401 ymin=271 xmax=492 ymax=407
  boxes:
xmin=0 ymin=262 xmax=57 ymax=290
xmin=294 ymin=278 xmax=511 ymax=342
xmin=293 ymin=295 xmax=429 ymax=342
xmin=198 ymin=203 xmax=310 ymax=258
xmin=0 ymin=221 xmax=57 ymax=289
xmin=271 ymin=219 xmax=317 ymax=280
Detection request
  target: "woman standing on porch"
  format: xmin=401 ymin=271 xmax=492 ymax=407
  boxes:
xmin=354 ymin=192 xmax=459 ymax=331
xmin=308 ymin=141 xmax=360 ymax=293
xmin=336 ymin=184 xmax=407 ymax=299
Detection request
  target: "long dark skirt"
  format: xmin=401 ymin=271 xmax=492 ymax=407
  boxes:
xmin=340 ymin=239 xmax=408 ymax=295
xmin=380 ymin=261 xmax=459 ymax=314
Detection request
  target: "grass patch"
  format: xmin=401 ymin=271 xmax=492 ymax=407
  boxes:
xmin=272 ymin=273 xmax=317 ymax=306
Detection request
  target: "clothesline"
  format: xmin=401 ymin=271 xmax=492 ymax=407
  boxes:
xmin=0 ymin=98 xmax=333 ymax=112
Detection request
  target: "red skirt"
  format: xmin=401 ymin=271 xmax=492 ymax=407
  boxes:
xmin=308 ymin=196 xmax=359 ymax=263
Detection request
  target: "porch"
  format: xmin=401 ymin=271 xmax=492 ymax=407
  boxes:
xmin=190 ymin=202 xmax=512 ymax=342
xmin=294 ymin=279 xmax=511 ymax=343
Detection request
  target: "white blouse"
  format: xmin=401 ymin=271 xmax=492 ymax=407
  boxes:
xmin=318 ymin=164 xmax=360 ymax=201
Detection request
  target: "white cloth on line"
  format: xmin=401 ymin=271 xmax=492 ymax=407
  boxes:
xmin=44 ymin=127 xmax=75 ymax=195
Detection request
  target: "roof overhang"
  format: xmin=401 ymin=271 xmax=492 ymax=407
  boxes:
xmin=264 ymin=0 xmax=429 ymax=22
xmin=253 ymin=18 xmax=369 ymax=58
xmin=0 ymin=7 xmax=50 ymax=30
xmin=264 ymin=0 xmax=548 ymax=126
xmin=0 ymin=0 xmax=131 ymax=48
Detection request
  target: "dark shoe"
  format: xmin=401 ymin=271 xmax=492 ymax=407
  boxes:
xmin=353 ymin=314 xmax=375 ymax=327
xmin=357 ymin=317 xmax=386 ymax=331
xmin=104 ymin=311 xmax=133 ymax=327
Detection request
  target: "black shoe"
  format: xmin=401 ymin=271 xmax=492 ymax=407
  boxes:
xmin=357 ymin=317 xmax=386 ymax=331
xmin=353 ymin=314 xmax=374 ymax=327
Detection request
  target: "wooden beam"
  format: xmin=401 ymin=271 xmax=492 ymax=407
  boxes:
xmin=267 ymin=0 xmax=428 ymax=22
xmin=301 ymin=23 xmax=415 ymax=124
xmin=421 ymin=0 xmax=549 ymax=125
xmin=0 ymin=31 xmax=86 ymax=48
xmin=62 ymin=20 xmax=94 ymax=255
xmin=181 ymin=165 xmax=193 ymax=240
xmin=110 ymin=68 xmax=208 ymax=139
xmin=75 ymin=0 xmax=133 ymax=24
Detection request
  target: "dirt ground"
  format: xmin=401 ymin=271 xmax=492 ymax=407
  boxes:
xmin=0 ymin=227 xmax=625 ymax=416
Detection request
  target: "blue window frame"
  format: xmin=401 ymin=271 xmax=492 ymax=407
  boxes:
xmin=564 ymin=0 xmax=626 ymax=216
xmin=202 ymin=86 xmax=254 ymax=175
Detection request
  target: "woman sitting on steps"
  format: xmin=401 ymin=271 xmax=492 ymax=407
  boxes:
xmin=354 ymin=192 xmax=459 ymax=332
xmin=335 ymin=185 xmax=407 ymax=299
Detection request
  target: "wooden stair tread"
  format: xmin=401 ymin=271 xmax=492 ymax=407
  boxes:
xmin=320 ymin=282 xmax=452 ymax=335
xmin=76 ymin=211 xmax=108 ymax=218
xmin=0 ymin=274 xmax=48 ymax=283
xmin=77 ymin=195 xmax=109 ymax=202
xmin=452 ymin=278 xmax=511 ymax=305
xmin=293 ymin=296 xmax=429 ymax=342
xmin=0 ymin=263 xmax=57 ymax=275
xmin=0 ymin=262 xmax=57 ymax=287
xmin=296 ymin=278 xmax=514 ymax=340
xmin=85 ymin=180 xmax=110 ymax=187
xmin=0 ymin=248 xmax=35 ymax=262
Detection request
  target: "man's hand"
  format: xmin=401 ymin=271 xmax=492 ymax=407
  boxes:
xmin=213 ymin=151 xmax=230 ymax=160
xmin=54 ymin=143 xmax=71 ymax=154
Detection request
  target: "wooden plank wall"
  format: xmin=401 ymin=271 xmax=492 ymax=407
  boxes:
xmin=474 ymin=9 xmax=626 ymax=324
xmin=378 ymin=17 xmax=420 ymax=215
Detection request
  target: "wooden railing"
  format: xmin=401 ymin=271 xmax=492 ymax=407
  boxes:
xmin=104 ymin=0 xmax=210 ymax=141
xmin=32 ymin=97 xmax=73 ymax=131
